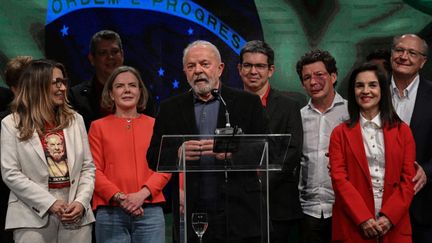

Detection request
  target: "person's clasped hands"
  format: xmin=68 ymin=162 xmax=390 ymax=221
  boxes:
xmin=360 ymin=215 xmax=392 ymax=239
xmin=49 ymin=199 xmax=85 ymax=225
xmin=111 ymin=188 xmax=151 ymax=217
xmin=178 ymin=139 xmax=231 ymax=161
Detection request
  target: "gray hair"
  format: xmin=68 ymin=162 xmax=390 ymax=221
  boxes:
xmin=393 ymin=34 xmax=428 ymax=54
xmin=182 ymin=40 xmax=221 ymax=66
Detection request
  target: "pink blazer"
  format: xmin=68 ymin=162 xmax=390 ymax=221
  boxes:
xmin=329 ymin=121 xmax=415 ymax=243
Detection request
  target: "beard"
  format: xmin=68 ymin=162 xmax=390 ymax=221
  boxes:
xmin=192 ymin=82 xmax=213 ymax=95
xmin=189 ymin=75 xmax=216 ymax=95
xmin=50 ymin=152 xmax=65 ymax=162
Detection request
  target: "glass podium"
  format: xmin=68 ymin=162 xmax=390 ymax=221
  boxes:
xmin=156 ymin=134 xmax=291 ymax=243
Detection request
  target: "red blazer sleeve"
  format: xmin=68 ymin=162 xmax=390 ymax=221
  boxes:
xmin=143 ymin=171 xmax=171 ymax=200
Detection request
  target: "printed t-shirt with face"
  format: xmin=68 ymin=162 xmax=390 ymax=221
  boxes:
xmin=40 ymin=130 xmax=70 ymax=188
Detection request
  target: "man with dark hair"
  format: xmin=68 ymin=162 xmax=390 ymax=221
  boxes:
xmin=69 ymin=30 xmax=125 ymax=130
xmin=390 ymin=33 xmax=431 ymax=243
xmin=296 ymin=50 xmax=349 ymax=243
xmin=366 ymin=48 xmax=392 ymax=79
xmin=69 ymin=30 xmax=154 ymax=130
xmin=238 ymin=40 xmax=303 ymax=243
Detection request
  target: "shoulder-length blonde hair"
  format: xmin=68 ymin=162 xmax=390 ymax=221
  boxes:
xmin=101 ymin=66 xmax=149 ymax=113
xmin=11 ymin=59 xmax=75 ymax=141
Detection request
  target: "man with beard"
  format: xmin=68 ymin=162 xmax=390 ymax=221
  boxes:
xmin=147 ymin=40 xmax=268 ymax=243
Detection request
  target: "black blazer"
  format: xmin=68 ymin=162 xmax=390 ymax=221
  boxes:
xmin=409 ymin=76 xmax=432 ymax=225
xmin=0 ymin=87 xmax=13 ymax=114
xmin=68 ymin=79 xmax=102 ymax=130
xmin=147 ymin=85 xmax=268 ymax=241
xmin=266 ymin=88 xmax=303 ymax=221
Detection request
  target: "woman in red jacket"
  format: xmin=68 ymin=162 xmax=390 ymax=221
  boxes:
xmin=329 ymin=63 xmax=415 ymax=243
xmin=88 ymin=66 xmax=170 ymax=243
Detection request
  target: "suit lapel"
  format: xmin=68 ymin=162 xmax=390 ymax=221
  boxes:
xmin=265 ymin=88 xmax=279 ymax=121
xmin=410 ymin=76 xmax=426 ymax=132
xmin=29 ymin=132 xmax=46 ymax=165
xmin=179 ymin=91 xmax=199 ymax=134
xmin=64 ymin=126 xmax=75 ymax=171
xmin=383 ymin=125 xmax=399 ymax=183
xmin=345 ymin=123 xmax=371 ymax=180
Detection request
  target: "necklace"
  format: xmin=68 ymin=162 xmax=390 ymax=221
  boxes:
xmin=114 ymin=113 xmax=140 ymax=129
xmin=126 ymin=118 xmax=132 ymax=129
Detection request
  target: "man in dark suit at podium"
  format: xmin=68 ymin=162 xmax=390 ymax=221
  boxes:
xmin=147 ymin=40 xmax=268 ymax=243
xmin=389 ymin=33 xmax=432 ymax=243
xmin=239 ymin=40 xmax=303 ymax=243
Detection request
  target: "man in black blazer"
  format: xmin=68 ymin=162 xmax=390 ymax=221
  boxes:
xmin=238 ymin=40 xmax=303 ymax=243
xmin=68 ymin=30 xmax=125 ymax=130
xmin=147 ymin=40 xmax=268 ymax=242
xmin=68 ymin=30 xmax=154 ymax=130
xmin=390 ymin=33 xmax=432 ymax=243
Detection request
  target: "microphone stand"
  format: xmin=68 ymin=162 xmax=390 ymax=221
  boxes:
xmin=211 ymin=89 xmax=243 ymax=242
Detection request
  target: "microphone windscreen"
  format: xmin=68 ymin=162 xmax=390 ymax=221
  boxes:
xmin=211 ymin=89 xmax=219 ymax=98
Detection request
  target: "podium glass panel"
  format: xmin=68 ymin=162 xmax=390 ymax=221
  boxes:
xmin=156 ymin=134 xmax=291 ymax=243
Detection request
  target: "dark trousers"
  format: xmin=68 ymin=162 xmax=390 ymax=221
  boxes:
xmin=412 ymin=218 xmax=432 ymax=243
xmin=0 ymin=183 xmax=13 ymax=243
xmin=271 ymin=219 xmax=301 ymax=243
xmin=300 ymin=214 xmax=331 ymax=243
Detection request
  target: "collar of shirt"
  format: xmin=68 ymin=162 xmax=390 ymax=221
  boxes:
xmin=390 ymin=74 xmax=420 ymax=99
xmin=360 ymin=112 xmax=382 ymax=129
xmin=260 ymin=84 xmax=271 ymax=107
xmin=193 ymin=91 xmax=218 ymax=104
xmin=307 ymin=92 xmax=346 ymax=114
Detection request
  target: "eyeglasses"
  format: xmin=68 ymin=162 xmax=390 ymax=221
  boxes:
xmin=52 ymin=78 xmax=68 ymax=88
xmin=392 ymin=47 xmax=426 ymax=59
xmin=302 ymin=71 xmax=329 ymax=82
xmin=95 ymin=48 xmax=122 ymax=58
xmin=241 ymin=63 xmax=269 ymax=71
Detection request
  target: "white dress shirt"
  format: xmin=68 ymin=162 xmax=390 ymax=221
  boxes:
xmin=299 ymin=93 xmax=349 ymax=219
xmin=390 ymin=75 xmax=419 ymax=125
xmin=360 ymin=113 xmax=385 ymax=215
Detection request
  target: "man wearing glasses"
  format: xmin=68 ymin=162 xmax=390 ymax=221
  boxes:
xmin=68 ymin=30 xmax=154 ymax=130
xmin=68 ymin=30 xmax=125 ymax=130
xmin=238 ymin=40 xmax=303 ymax=243
xmin=390 ymin=34 xmax=432 ymax=243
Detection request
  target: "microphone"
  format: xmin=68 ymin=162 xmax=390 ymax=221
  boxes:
xmin=211 ymin=89 xmax=231 ymax=128
xmin=211 ymin=89 xmax=242 ymax=135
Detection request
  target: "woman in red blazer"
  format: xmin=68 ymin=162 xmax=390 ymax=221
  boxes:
xmin=88 ymin=66 xmax=170 ymax=243
xmin=329 ymin=63 xmax=415 ymax=243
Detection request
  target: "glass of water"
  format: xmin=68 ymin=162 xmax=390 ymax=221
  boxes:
xmin=191 ymin=212 xmax=208 ymax=243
